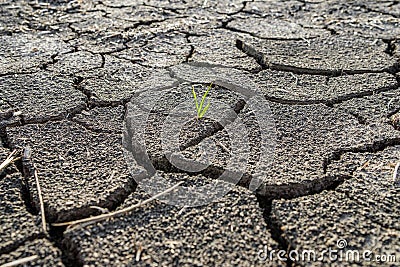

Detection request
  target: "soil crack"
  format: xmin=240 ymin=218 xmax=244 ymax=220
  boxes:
xmin=236 ymin=39 xmax=400 ymax=76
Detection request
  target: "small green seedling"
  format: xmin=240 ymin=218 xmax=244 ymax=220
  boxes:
xmin=192 ymin=83 xmax=212 ymax=119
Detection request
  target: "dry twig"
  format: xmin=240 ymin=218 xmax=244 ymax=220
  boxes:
xmin=52 ymin=181 xmax=184 ymax=228
xmin=0 ymin=150 xmax=20 ymax=174
xmin=394 ymin=162 xmax=400 ymax=185
xmin=0 ymin=255 xmax=39 ymax=267
xmin=34 ymin=167 xmax=47 ymax=233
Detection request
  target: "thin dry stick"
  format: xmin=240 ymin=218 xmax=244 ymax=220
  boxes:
xmin=135 ymin=244 xmax=143 ymax=262
xmin=394 ymin=162 xmax=400 ymax=184
xmin=0 ymin=255 xmax=39 ymax=267
xmin=34 ymin=168 xmax=47 ymax=233
xmin=52 ymin=181 xmax=184 ymax=227
xmin=0 ymin=150 xmax=20 ymax=174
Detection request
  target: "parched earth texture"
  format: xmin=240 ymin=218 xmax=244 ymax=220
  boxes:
xmin=1 ymin=0 xmax=400 ymax=266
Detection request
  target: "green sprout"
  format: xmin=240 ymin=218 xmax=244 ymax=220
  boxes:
xmin=192 ymin=83 xmax=212 ymax=119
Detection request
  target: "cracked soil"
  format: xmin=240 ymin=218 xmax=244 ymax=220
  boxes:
xmin=0 ymin=0 xmax=400 ymax=266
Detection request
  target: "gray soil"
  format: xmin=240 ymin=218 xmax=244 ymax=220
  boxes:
xmin=0 ymin=0 xmax=399 ymax=266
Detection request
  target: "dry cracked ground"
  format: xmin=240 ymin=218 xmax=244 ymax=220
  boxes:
xmin=1 ymin=0 xmax=400 ymax=266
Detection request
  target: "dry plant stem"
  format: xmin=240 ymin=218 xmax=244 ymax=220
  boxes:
xmin=0 ymin=150 xmax=20 ymax=173
xmin=135 ymin=245 xmax=143 ymax=262
xmin=394 ymin=162 xmax=400 ymax=184
xmin=0 ymin=255 xmax=39 ymax=267
xmin=34 ymin=167 xmax=47 ymax=233
xmin=53 ymin=181 xmax=185 ymax=227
